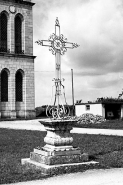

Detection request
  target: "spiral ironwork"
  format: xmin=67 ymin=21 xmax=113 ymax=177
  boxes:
xmin=46 ymin=78 xmax=70 ymax=119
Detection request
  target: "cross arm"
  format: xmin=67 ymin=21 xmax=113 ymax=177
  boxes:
xmin=64 ymin=42 xmax=80 ymax=49
xmin=35 ymin=40 xmax=52 ymax=47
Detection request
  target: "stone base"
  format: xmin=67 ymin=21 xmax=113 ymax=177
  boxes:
xmin=0 ymin=110 xmax=36 ymax=119
xmin=21 ymin=148 xmax=99 ymax=175
xmin=35 ymin=145 xmax=81 ymax=156
xmin=21 ymin=119 xmax=99 ymax=176
xmin=21 ymin=158 xmax=99 ymax=175
xmin=1 ymin=111 xmax=12 ymax=118
xmin=10 ymin=111 xmax=16 ymax=119
xmin=16 ymin=110 xmax=36 ymax=119
xmin=30 ymin=151 xmax=88 ymax=165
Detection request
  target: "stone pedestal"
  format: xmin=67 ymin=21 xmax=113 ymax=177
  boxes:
xmin=21 ymin=119 xmax=99 ymax=175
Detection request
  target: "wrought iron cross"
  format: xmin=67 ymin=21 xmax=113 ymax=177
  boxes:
xmin=36 ymin=18 xmax=79 ymax=119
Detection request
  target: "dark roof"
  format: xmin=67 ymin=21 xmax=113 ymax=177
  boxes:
xmin=76 ymin=97 xmax=123 ymax=105
xmin=76 ymin=102 xmax=123 ymax=105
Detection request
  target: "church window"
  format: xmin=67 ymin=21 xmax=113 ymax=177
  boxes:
xmin=1 ymin=69 xmax=8 ymax=102
xmin=15 ymin=15 xmax=22 ymax=54
xmin=0 ymin=12 xmax=7 ymax=52
xmin=16 ymin=70 xmax=23 ymax=102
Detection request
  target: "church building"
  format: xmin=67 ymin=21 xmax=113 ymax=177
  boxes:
xmin=0 ymin=0 xmax=36 ymax=118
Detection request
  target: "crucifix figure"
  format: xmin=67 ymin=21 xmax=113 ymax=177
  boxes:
xmin=36 ymin=18 xmax=79 ymax=119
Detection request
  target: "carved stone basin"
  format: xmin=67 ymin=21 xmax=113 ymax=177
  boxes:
xmin=39 ymin=119 xmax=76 ymax=149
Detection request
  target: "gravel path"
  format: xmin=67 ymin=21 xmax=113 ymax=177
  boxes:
xmin=1 ymin=119 xmax=123 ymax=136
xmin=3 ymin=168 xmax=123 ymax=185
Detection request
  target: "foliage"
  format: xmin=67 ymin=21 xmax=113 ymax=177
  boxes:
xmin=76 ymin=97 xmax=123 ymax=104
xmin=96 ymin=97 xmax=123 ymax=103
xmin=35 ymin=106 xmax=47 ymax=117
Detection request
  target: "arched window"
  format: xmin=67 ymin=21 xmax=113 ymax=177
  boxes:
xmin=1 ymin=69 xmax=8 ymax=102
xmin=15 ymin=15 xmax=22 ymax=54
xmin=15 ymin=70 xmax=23 ymax=102
xmin=0 ymin=12 xmax=7 ymax=52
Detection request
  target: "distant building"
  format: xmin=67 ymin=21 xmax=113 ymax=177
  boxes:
xmin=75 ymin=99 xmax=123 ymax=119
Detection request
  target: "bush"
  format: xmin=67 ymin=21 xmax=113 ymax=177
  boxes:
xmin=35 ymin=106 xmax=47 ymax=117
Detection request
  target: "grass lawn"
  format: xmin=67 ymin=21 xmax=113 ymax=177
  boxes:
xmin=74 ymin=119 xmax=123 ymax=130
xmin=1 ymin=128 xmax=123 ymax=184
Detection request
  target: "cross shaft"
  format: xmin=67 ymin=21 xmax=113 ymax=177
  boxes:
xmin=36 ymin=18 xmax=79 ymax=119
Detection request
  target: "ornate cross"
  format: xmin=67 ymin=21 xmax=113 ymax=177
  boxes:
xmin=36 ymin=18 xmax=79 ymax=119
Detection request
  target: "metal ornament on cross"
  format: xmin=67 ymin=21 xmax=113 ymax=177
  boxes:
xmin=36 ymin=17 xmax=79 ymax=119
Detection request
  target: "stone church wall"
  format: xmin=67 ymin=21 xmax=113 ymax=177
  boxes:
xmin=0 ymin=55 xmax=35 ymax=118
xmin=0 ymin=0 xmax=36 ymax=119
xmin=0 ymin=0 xmax=33 ymax=55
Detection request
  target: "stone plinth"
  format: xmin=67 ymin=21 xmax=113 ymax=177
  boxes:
xmin=21 ymin=119 xmax=98 ymax=175
xmin=21 ymin=159 xmax=99 ymax=176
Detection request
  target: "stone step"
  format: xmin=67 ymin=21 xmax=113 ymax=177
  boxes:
xmin=30 ymin=152 xmax=89 ymax=165
xmin=34 ymin=147 xmax=81 ymax=156
xmin=21 ymin=158 xmax=99 ymax=175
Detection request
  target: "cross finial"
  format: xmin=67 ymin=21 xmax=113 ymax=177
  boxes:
xmin=55 ymin=17 xmax=60 ymax=26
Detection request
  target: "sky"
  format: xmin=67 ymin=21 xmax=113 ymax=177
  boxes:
xmin=33 ymin=0 xmax=123 ymax=107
